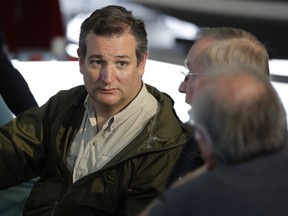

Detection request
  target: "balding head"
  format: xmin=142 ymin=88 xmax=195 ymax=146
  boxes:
xmin=185 ymin=27 xmax=266 ymax=75
xmin=205 ymin=70 xmax=265 ymax=108
xmin=191 ymin=66 xmax=287 ymax=164
xmin=186 ymin=37 xmax=216 ymax=75
xmin=179 ymin=27 xmax=269 ymax=105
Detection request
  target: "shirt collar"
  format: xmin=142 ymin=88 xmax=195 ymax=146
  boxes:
xmin=84 ymin=84 xmax=151 ymax=129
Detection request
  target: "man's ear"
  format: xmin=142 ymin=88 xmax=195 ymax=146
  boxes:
xmin=195 ymin=128 xmax=218 ymax=170
xmin=77 ymin=48 xmax=84 ymax=74
xmin=138 ymin=52 xmax=148 ymax=77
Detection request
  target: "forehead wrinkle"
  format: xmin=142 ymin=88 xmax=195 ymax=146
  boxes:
xmin=186 ymin=37 xmax=216 ymax=70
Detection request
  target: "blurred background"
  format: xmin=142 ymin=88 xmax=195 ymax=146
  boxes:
xmin=1 ymin=0 xmax=288 ymax=63
xmin=0 ymin=0 xmax=288 ymax=122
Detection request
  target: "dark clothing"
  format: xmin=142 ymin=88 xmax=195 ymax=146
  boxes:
xmin=166 ymin=124 xmax=204 ymax=187
xmin=0 ymin=30 xmax=38 ymax=216
xmin=147 ymin=149 xmax=288 ymax=216
xmin=0 ymin=31 xmax=38 ymax=115
xmin=0 ymin=84 xmax=188 ymax=216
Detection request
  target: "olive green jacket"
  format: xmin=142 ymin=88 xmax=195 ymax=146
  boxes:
xmin=0 ymin=84 xmax=187 ymax=216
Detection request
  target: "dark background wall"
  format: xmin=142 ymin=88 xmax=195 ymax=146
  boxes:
xmin=0 ymin=0 xmax=64 ymax=52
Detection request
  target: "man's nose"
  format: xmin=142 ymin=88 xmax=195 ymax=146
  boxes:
xmin=178 ymin=81 xmax=187 ymax=93
xmin=101 ymin=65 xmax=115 ymax=83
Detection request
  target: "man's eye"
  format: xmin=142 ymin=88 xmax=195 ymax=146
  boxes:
xmin=91 ymin=59 xmax=103 ymax=65
xmin=184 ymin=75 xmax=190 ymax=82
xmin=117 ymin=61 xmax=128 ymax=67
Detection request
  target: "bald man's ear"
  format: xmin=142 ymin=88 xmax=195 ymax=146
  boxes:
xmin=195 ymin=129 xmax=218 ymax=170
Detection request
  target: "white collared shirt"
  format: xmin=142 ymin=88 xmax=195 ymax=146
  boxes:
xmin=67 ymin=84 xmax=160 ymax=182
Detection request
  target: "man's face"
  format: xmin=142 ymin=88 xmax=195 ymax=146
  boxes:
xmin=178 ymin=37 xmax=215 ymax=104
xmin=78 ymin=32 xmax=147 ymax=113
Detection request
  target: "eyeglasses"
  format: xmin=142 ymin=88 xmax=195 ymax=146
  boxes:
xmin=180 ymin=69 xmax=203 ymax=82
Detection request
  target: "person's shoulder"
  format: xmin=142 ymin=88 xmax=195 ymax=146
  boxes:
xmin=49 ymin=85 xmax=87 ymax=104
xmin=145 ymin=83 xmax=173 ymax=101
xmin=170 ymin=165 xmax=208 ymax=188
xmin=55 ymin=85 xmax=86 ymax=96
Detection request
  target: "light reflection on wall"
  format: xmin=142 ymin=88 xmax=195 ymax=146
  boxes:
xmin=12 ymin=59 xmax=288 ymax=124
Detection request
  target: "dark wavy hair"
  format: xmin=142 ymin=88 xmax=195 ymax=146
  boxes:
xmin=78 ymin=5 xmax=148 ymax=65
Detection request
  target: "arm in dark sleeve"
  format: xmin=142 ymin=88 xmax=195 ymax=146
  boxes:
xmin=0 ymin=32 xmax=38 ymax=115
xmin=166 ymin=124 xmax=204 ymax=187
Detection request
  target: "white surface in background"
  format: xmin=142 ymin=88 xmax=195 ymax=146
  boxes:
xmin=12 ymin=59 xmax=288 ymax=123
xmin=269 ymin=59 xmax=288 ymax=123
xmin=144 ymin=60 xmax=191 ymax=122
xmin=13 ymin=61 xmax=83 ymax=106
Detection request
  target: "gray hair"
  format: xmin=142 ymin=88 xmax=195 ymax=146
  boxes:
xmin=197 ymin=27 xmax=258 ymax=41
xmin=195 ymin=27 xmax=270 ymax=75
xmin=192 ymin=67 xmax=287 ymax=163
xmin=201 ymin=38 xmax=269 ymax=76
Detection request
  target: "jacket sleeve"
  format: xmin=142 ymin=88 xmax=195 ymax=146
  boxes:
xmin=0 ymin=106 xmax=46 ymax=189
xmin=124 ymin=146 xmax=182 ymax=216
xmin=0 ymin=86 xmax=85 ymax=190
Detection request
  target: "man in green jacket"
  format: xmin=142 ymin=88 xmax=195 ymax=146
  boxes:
xmin=0 ymin=5 xmax=187 ymax=216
